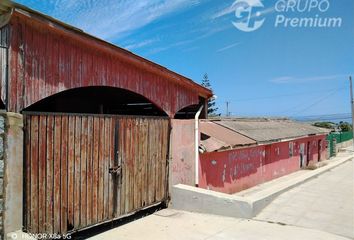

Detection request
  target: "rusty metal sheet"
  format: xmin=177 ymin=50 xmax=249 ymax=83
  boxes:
xmin=200 ymin=121 xmax=256 ymax=149
xmin=200 ymin=136 xmax=229 ymax=153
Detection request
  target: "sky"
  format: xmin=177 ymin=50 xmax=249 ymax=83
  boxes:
xmin=14 ymin=0 xmax=354 ymax=119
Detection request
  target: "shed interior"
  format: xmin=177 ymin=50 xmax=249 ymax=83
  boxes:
xmin=22 ymin=87 xmax=168 ymax=116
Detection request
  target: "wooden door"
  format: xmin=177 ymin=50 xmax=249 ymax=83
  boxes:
xmin=24 ymin=113 xmax=170 ymax=235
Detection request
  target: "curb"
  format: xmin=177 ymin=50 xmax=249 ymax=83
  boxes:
xmin=171 ymin=153 xmax=353 ymax=219
xmin=250 ymin=154 xmax=353 ymax=216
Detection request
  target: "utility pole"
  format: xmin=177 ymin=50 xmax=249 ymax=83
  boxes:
xmin=226 ymin=101 xmax=230 ymax=117
xmin=350 ymin=76 xmax=354 ymax=147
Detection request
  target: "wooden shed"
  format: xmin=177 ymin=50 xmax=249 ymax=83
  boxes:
xmin=0 ymin=1 xmax=212 ymax=236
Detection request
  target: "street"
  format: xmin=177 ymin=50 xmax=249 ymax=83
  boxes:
xmin=255 ymin=159 xmax=354 ymax=239
xmin=89 ymin=157 xmax=354 ymax=240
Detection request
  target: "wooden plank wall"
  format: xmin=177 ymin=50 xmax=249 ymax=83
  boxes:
xmin=8 ymin=15 xmax=205 ymax=116
xmin=0 ymin=25 xmax=9 ymax=107
xmin=24 ymin=114 xmax=170 ymax=235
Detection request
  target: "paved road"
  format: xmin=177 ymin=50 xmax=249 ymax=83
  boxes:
xmin=87 ymin=156 xmax=354 ymax=240
xmin=88 ymin=209 xmax=349 ymax=240
xmin=255 ymin=159 xmax=354 ymax=239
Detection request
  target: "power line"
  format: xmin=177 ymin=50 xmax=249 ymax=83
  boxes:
xmin=269 ymin=87 xmax=346 ymax=116
xmin=217 ymin=87 xmax=347 ymax=103
xmin=289 ymin=87 xmax=346 ymax=117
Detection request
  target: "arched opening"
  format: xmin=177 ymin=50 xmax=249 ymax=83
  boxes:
xmin=23 ymin=87 xmax=168 ymax=116
xmin=174 ymin=97 xmax=207 ymax=119
xmin=174 ymin=104 xmax=200 ymax=119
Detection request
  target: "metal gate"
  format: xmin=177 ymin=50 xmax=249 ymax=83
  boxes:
xmin=23 ymin=112 xmax=170 ymax=235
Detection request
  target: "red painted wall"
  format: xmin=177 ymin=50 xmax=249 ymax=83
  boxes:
xmin=5 ymin=13 xmax=211 ymax=116
xmin=199 ymin=135 xmax=327 ymax=194
xmin=171 ymin=120 xmax=195 ymax=186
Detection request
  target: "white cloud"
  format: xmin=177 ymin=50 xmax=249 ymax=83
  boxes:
xmin=124 ymin=38 xmax=159 ymax=50
xmin=271 ymin=74 xmax=351 ymax=84
xmin=146 ymin=24 xmax=232 ymax=55
xmin=31 ymin=0 xmax=201 ymax=40
xmin=216 ymin=42 xmax=241 ymax=53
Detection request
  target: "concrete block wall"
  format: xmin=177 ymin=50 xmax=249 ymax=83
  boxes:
xmin=0 ymin=115 xmax=4 ymax=240
xmin=0 ymin=112 xmax=23 ymax=240
xmin=336 ymin=140 xmax=353 ymax=151
xmin=170 ymin=120 xmax=195 ymax=188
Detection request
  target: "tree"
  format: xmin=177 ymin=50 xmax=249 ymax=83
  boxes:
xmin=338 ymin=121 xmax=353 ymax=132
xmin=313 ymin=122 xmax=336 ymax=130
xmin=201 ymin=73 xmax=220 ymax=117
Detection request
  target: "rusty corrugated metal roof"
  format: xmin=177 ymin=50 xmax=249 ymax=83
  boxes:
xmin=200 ymin=121 xmax=256 ymax=152
xmin=213 ymin=118 xmax=330 ymax=143
xmin=200 ymin=136 xmax=229 ymax=153
xmin=200 ymin=121 xmax=256 ymax=145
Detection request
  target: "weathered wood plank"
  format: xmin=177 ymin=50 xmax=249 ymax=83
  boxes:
xmin=108 ymin=118 xmax=115 ymax=218
xmin=137 ymin=119 xmax=143 ymax=209
xmin=38 ymin=115 xmax=47 ymax=233
xmin=132 ymin=118 xmax=138 ymax=211
xmin=133 ymin=118 xmax=138 ymax=210
xmin=80 ymin=117 xmax=88 ymax=227
xmin=53 ymin=116 xmax=62 ymax=233
xmin=147 ymin=120 xmax=155 ymax=205
xmin=86 ymin=116 xmax=93 ymax=225
xmin=92 ymin=117 xmax=100 ymax=224
xmin=60 ymin=116 xmax=69 ymax=233
xmin=142 ymin=119 xmax=149 ymax=207
xmin=159 ymin=120 xmax=165 ymax=201
xmin=97 ymin=117 xmax=105 ymax=221
xmin=133 ymin=119 xmax=139 ymax=210
xmin=74 ymin=116 xmax=81 ymax=228
xmin=30 ymin=112 xmax=39 ymax=233
xmin=103 ymin=118 xmax=110 ymax=220
xmin=124 ymin=118 xmax=132 ymax=213
xmin=25 ymin=116 xmax=32 ymax=231
xmin=117 ymin=119 xmax=123 ymax=217
xmin=45 ymin=115 xmax=54 ymax=233
xmin=67 ymin=116 xmax=75 ymax=231
xmin=162 ymin=120 xmax=168 ymax=201
xmin=153 ymin=120 xmax=158 ymax=202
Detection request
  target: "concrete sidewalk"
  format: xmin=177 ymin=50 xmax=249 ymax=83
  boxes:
xmin=87 ymin=148 xmax=353 ymax=240
xmin=255 ymin=159 xmax=354 ymax=239
xmin=88 ymin=209 xmax=350 ymax=240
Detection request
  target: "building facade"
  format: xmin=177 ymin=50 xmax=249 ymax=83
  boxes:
xmin=199 ymin=118 xmax=329 ymax=194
